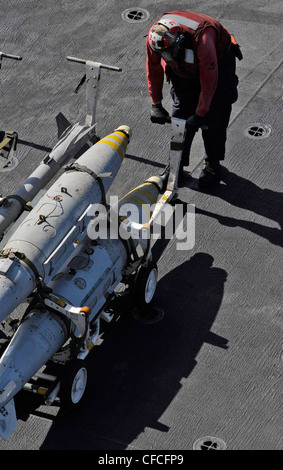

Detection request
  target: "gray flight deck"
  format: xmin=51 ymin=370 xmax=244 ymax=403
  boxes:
xmin=0 ymin=0 xmax=282 ymax=451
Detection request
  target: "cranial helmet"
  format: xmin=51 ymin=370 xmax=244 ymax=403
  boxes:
xmin=148 ymin=19 xmax=182 ymax=52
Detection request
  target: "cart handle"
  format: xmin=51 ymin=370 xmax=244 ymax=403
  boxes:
xmin=164 ymin=116 xmax=208 ymax=130
xmin=0 ymin=52 xmax=22 ymax=61
xmin=66 ymin=56 xmax=121 ymax=72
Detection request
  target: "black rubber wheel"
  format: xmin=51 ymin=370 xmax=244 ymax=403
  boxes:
xmin=59 ymin=360 xmax=88 ymax=409
xmin=133 ymin=261 xmax=158 ymax=309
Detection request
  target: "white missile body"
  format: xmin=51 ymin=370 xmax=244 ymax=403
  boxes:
xmin=0 ymin=310 xmax=69 ymax=406
xmin=0 ymin=124 xmax=131 ymax=437
xmin=0 ymin=171 xmax=166 ymax=439
xmin=0 ymin=126 xmax=131 ymax=324
xmin=0 ymin=308 xmax=70 ymax=440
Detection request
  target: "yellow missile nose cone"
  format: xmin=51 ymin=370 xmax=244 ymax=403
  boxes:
xmin=114 ymin=125 xmax=132 ymax=140
xmin=145 ymin=176 xmax=164 ymax=192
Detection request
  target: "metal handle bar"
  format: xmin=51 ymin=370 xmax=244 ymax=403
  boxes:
xmin=0 ymin=52 xmax=22 ymax=61
xmin=164 ymin=116 xmax=208 ymax=130
xmin=66 ymin=56 xmax=121 ymax=72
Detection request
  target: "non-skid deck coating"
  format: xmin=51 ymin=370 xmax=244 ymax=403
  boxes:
xmin=0 ymin=0 xmax=282 ymax=450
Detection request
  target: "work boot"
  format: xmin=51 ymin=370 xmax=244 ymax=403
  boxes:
xmin=198 ymin=160 xmax=221 ymax=188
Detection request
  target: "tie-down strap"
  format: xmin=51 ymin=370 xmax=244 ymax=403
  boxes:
xmin=0 ymin=194 xmax=32 ymax=212
xmin=65 ymin=162 xmax=107 ymax=206
xmin=0 ymin=249 xmax=41 ymax=280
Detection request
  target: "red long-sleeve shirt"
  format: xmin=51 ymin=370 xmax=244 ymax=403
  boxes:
xmin=146 ymin=12 xmax=231 ymax=117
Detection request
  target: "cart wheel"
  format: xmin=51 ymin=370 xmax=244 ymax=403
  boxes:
xmin=134 ymin=261 xmax=158 ymax=308
xmin=60 ymin=360 xmax=88 ymax=409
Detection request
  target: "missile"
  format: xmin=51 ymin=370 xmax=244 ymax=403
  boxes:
xmin=0 ymin=309 xmax=69 ymax=408
xmin=0 ymin=125 xmax=131 ymax=324
xmin=0 ymin=118 xmax=97 ymax=236
xmin=0 ymin=308 xmax=69 ymax=439
xmin=0 ymin=171 xmax=166 ymax=439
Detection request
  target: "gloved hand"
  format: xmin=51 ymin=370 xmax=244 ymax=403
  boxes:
xmin=187 ymin=114 xmax=208 ymax=130
xmin=150 ymin=103 xmax=169 ymax=124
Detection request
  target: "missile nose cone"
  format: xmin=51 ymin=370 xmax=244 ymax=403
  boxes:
xmin=0 ymin=309 xmax=68 ymax=408
xmin=114 ymin=125 xmax=132 ymax=140
xmin=146 ymin=175 xmax=168 ymax=193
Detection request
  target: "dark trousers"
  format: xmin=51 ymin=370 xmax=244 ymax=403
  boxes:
xmin=170 ymin=47 xmax=238 ymax=165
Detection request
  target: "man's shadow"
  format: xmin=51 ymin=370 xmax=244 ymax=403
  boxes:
xmin=153 ymin=252 xmax=228 ymax=348
xmin=188 ymin=167 xmax=283 ymax=247
xmin=29 ymin=252 xmax=228 ymax=449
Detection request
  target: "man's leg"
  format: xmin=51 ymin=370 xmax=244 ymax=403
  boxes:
xmin=199 ymin=48 xmax=238 ymax=187
xmin=198 ymin=101 xmax=232 ymax=187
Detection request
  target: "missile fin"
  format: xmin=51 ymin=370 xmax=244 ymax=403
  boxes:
xmin=0 ymin=398 xmax=17 ymax=440
xmin=56 ymin=112 xmax=72 ymax=139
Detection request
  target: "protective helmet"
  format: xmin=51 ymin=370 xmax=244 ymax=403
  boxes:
xmin=148 ymin=19 xmax=182 ymax=52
